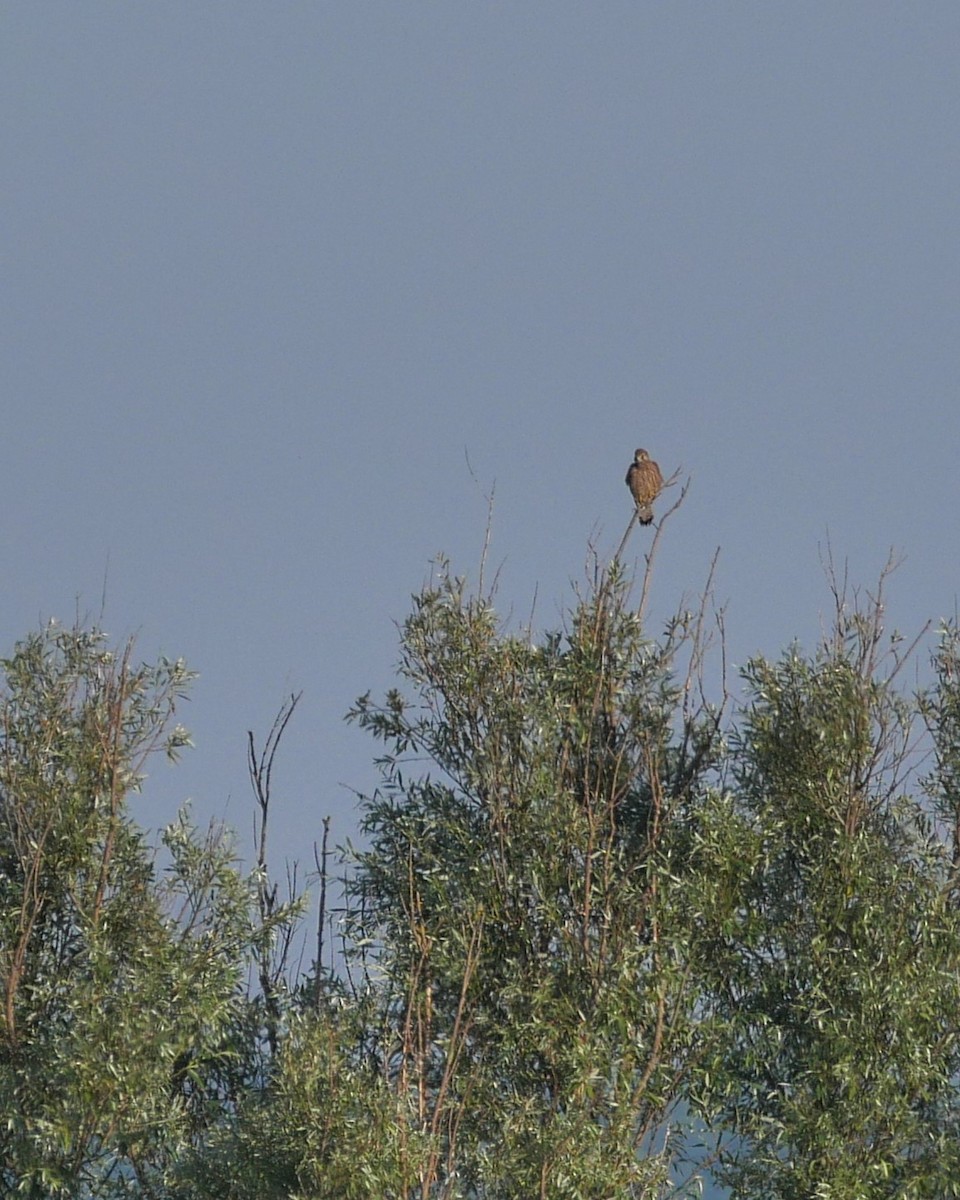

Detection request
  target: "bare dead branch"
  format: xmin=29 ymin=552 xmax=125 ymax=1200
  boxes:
xmin=636 ymin=473 xmax=691 ymax=625
xmin=246 ymin=691 xmax=303 ymax=1056
xmin=314 ymin=815 xmax=331 ymax=1009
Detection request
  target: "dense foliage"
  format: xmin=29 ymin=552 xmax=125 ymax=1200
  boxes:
xmin=3 ymin=550 xmax=960 ymax=1198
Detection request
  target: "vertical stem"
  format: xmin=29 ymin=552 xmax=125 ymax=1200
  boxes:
xmin=314 ymin=815 xmax=331 ymax=1009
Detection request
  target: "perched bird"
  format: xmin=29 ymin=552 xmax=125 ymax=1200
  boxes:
xmin=625 ymin=448 xmax=663 ymax=525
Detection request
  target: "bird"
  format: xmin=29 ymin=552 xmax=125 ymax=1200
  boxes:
xmin=625 ymin=448 xmax=663 ymax=525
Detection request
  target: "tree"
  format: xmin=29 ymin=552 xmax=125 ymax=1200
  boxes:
xmin=0 ymin=622 xmax=275 ymax=1198
xmin=343 ymin=557 xmax=738 ymax=1197
xmin=7 ymin=539 xmax=960 ymax=1200
xmin=700 ymin=568 xmax=960 ymax=1198
xmin=200 ymin=547 xmax=960 ymax=1200
xmin=196 ymin=544 xmax=743 ymax=1199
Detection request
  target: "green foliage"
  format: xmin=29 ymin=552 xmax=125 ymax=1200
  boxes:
xmin=702 ymin=602 xmax=960 ymax=1198
xmin=184 ymin=998 xmax=437 ymax=1200
xmin=336 ymin=560 xmax=736 ymax=1197
xmin=6 ymin=552 xmax=960 ymax=1200
xmin=0 ymin=623 xmax=272 ymax=1197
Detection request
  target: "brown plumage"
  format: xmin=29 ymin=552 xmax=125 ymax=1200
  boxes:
xmin=625 ymin=448 xmax=663 ymax=525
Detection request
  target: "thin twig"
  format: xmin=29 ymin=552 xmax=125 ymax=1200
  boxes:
xmin=637 ymin=474 xmax=691 ymax=624
xmin=314 ymin=815 xmax=331 ymax=1008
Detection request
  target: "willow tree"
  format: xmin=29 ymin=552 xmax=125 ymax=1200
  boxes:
xmin=16 ymin=544 xmax=960 ymax=1200
xmin=183 ymin=507 xmax=741 ymax=1200
xmin=211 ymin=550 xmax=960 ymax=1200
xmin=700 ymin=568 xmax=960 ymax=1199
xmin=0 ymin=623 xmax=272 ymax=1198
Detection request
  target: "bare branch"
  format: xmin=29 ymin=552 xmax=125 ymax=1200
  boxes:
xmin=314 ymin=815 xmax=332 ymax=1009
xmin=246 ymin=691 xmax=303 ymax=1056
xmin=637 ymin=473 xmax=691 ymax=624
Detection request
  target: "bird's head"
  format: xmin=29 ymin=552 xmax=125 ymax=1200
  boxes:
xmin=634 ymin=448 xmax=649 ymax=462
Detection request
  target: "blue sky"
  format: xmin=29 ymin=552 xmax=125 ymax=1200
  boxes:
xmin=4 ymin=0 xmax=960 ymax=969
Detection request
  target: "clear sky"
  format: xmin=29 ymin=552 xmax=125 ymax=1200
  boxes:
xmin=4 ymin=2 xmax=960 ymax=958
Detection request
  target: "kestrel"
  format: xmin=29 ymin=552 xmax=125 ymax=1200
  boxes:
xmin=626 ymin=448 xmax=663 ymax=525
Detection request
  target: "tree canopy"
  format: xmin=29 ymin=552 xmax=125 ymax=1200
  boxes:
xmin=3 ymin=539 xmax=960 ymax=1198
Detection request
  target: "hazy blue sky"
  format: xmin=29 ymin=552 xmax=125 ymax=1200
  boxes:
xmin=4 ymin=2 xmax=960 ymax=951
